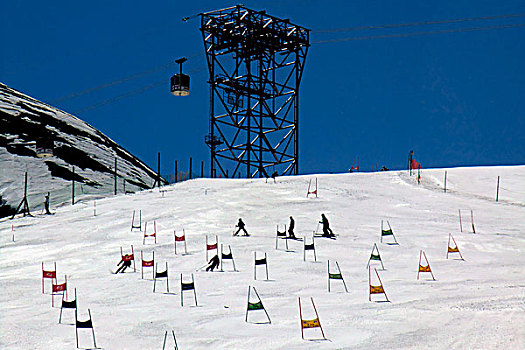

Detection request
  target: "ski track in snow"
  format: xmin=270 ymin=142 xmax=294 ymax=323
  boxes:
xmin=0 ymin=166 xmax=524 ymax=349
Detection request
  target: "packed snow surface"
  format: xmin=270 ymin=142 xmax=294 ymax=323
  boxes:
xmin=0 ymin=166 xmax=524 ymax=349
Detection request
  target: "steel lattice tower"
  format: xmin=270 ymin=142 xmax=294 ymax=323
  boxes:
xmin=201 ymin=5 xmax=309 ymax=178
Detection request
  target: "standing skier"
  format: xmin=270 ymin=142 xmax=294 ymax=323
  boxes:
xmin=320 ymin=214 xmax=334 ymax=238
xmin=44 ymin=192 xmax=51 ymax=215
xmin=288 ymin=216 xmax=296 ymax=239
xmin=233 ymin=218 xmax=249 ymax=236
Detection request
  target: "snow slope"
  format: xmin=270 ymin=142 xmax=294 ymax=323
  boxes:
xmin=0 ymin=166 xmax=524 ymax=349
xmin=0 ymin=82 xmax=162 ymax=217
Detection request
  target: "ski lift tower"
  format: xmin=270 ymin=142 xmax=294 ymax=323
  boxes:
xmin=201 ymin=5 xmax=309 ymax=178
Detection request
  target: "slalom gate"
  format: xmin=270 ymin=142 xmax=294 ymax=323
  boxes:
xmin=153 ymin=262 xmax=169 ymax=293
xmin=245 ymin=286 xmax=271 ymax=324
xmin=143 ymin=221 xmax=157 ymax=244
xmin=141 ymin=251 xmax=155 ymax=279
xmin=51 ymin=275 xmax=67 ymax=307
xmin=174 ymin=229 xmax=188 ymax=255
xmin=180 ymin=273 xmax=197 ymax=306
xmin=75 ymin=309 xmax=97 ymax=349
xmin=131 ymin=210 xmax=142 ymax=231
xmin=162 ymin=330 xmax=179 ymax=350
xmin=206 ymin=235 xmax=218 ymax=261
xmin=447 ymin=233 xmax=464 ymax=260
xmin=120 ymin=245 xmax=136 ymax=272
xmin=298 ymin=297 xmax=326 ymax=340
xmin=303 ymin=236 xmax=317 ymax=262
xmin=59 ymin=288 xmax=77 ymax=324
xmin=366 ymin=243 xmax=384 ymax=269
xmin=42 ymin=261 xmax=57 ymax=294
xmin=458 ymin=209 xmax=476 ymax=233
xmin=328 ymin=260 xmax=348 ymax=292
xmin=254 ymin=252 xmax=269 ymax=280
xmin=275 ymin=225 xmax=289 ymax=251
xmin=220 ymin=244 xmax=237 ymax=272
xmin=369 ymin=267 xmax=389 ymax=302
xmin=417 ymin=250 xmax=435 ymax=280
xmin=306 ymin=178 xmax=318 ymax=198
xmin=381 ymin=220 xmax=398 ymax=245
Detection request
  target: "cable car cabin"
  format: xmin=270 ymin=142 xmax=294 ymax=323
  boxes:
xmin=171 ymin=57 xmax=189 ymax=96
xmin=171 ymin=73 xmax=190 ymax=96
xmin=35 ymin=137 xmax=54 ymax=158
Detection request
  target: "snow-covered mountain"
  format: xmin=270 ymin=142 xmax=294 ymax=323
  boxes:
xmin=0 ymin=82 xmax=164 ymax=217
xmin=0 ymin=166 xmax=523 ymax=349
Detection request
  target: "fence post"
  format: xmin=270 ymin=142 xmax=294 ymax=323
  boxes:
xmin=72 ymin=166 xmax=75 ymax=205
xmin=157 ymin=152 xmax=161 ymax=187
xmin=189 ymin=157 xmax=192 ymax=180
xmin=201 ymin=161 xmax=204 ymax=178
xmin=496 ymin=176 xmax=500 ymax=202
xmin=175 ymin=160 xmax=178 ymax=183
xmin=114 ymin=157 xmax=117 ymax=195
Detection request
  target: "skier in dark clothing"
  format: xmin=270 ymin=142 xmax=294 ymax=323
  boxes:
xmin=44 ymin=192 xmax=51 ymax=215
xmin=233 ymin=218 xmax=249 ymax=236
xmin=115 ymin=254 xmax=132 ymax=273
xmin=288 ymin=216 xmax=296 ymax=239
xmin=206 ymin=255 xmax=220 ymax=272
xmin=320 ymin=214 xmax=334 ymax=238
xmin=266 ymin=171 xmax=279 ymax=183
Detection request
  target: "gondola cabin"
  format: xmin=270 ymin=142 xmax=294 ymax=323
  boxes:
xmin=35 ymin=137 xmax=54 ymax=158
xmin=171 ymin=57 xmax=190 ymax=96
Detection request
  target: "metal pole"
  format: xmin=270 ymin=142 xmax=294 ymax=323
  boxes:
xmin=114 ymin=157 xmax=117 ymax=195
xmin=157 ymin=152 xmax=161 ymax=187
xmin=295 ymin=49 xmax=299 ymax=175
xmin=201 ymin=161 xmax=204 ymax=178
xmin=24 ymin=171 xmax=28 ymax=197
xmin=444 ymin=171 xmax=447 ymax=193
xmin=189 ymin=157 xmax=192 ymax=180
xmin=175 ymin=160 xmax=178 ymax=183
xmin=72 ymin=167 xmax=75 ymax=205
xmin=496 ymin=176 xmax=500 ymax=202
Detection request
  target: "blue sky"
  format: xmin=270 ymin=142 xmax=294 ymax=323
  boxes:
xmin=1 ymin=0 xmax=524 ymax=175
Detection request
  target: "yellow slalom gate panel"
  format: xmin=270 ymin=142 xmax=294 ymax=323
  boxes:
xmin=301 ymin=318 xmax=320 ymax=329
xmin=448 ymin=246 xmax=459 ymax=253
xmin=369 ymin=285 xmax=385 ymax=294
xmin=419 ymin=264 xmax=431 ymax=272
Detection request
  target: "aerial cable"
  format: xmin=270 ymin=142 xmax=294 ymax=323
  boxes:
xmin=59 ymin=13 xmax=524 ymax=105
xmin=74 ymin=66 xmax=206 ymax=114
xmin=313 ymin=12 xmax=525 ymax=33
xmin=52 ymin=62 xmax=175 ymax=103
xmin=312 ymin=23 xmax=525 ymax=44
xmin=53 ymin=51 xmax=203 ymax=104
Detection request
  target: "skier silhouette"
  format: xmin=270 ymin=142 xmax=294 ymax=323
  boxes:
xmin=233 ymin=218 xmax=249 ymax=236
xmin=115 ymin=254 xmax=132 ymax=273
xmin=320 ymin=214 xmax=334 ymax=238
xmin=206 ymin=255 xmax=220 ymax=272
xmin=44 ymin=192 xmax=51 ymax=215
xmin=288 ymin=216 xmax=296 ymax=239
